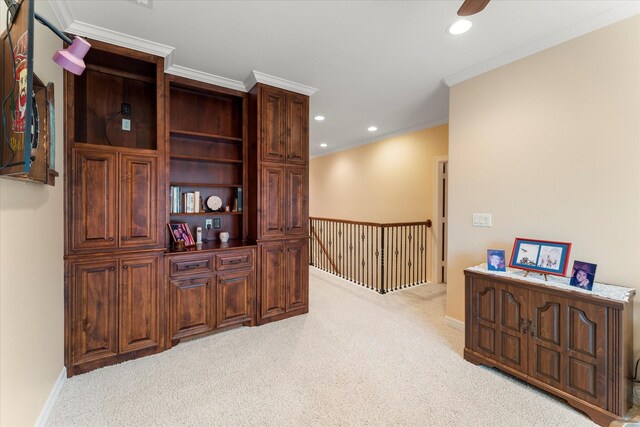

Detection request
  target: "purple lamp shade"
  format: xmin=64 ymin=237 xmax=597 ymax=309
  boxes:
xmin=52 ymin=37 xmax=91 ymax=76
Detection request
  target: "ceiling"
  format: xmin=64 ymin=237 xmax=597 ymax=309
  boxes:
xmin=52 ymin=1 xmax=639 ymax=157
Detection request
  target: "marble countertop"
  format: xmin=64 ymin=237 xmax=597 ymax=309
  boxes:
xmin=466 ymin=264 xmax=635 ymax=303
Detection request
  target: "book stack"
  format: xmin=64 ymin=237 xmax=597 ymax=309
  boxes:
xmin=169 ymin=187 xmax=202 ymax=214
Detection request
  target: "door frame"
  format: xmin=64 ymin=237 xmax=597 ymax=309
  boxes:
xmin=432 ymin=155 xmax=448 ymax=284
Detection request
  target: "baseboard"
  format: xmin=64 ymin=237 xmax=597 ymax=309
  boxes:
xmin=34 ymin=367 xmax=66 ymax=427
xmin=445 ymin=315 xmax=465 ymax=331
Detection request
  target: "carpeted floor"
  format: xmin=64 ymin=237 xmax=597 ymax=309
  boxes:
xmin=48 ymin=267 xmax=596 ymax=426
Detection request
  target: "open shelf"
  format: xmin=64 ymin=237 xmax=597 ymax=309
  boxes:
xmin=170 ymin=155 xmax=242 ymax=164
xmin=170 ymin=129 xmax=242 ymax=143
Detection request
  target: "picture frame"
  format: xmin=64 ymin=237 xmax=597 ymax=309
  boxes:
xmin=509 ymin=237 xmax=572 ymax=276
xmin=486 ymin=249 xmax=506 ymax=272
xmin=569 ymin=260 xmax=597 ymax=291
xmin=168 ymin=222 xmax=195 ymax=247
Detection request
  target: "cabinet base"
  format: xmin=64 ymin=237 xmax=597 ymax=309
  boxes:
xmin=464 ymin=348 xmax=624 ymax=427
xmin=67 ymin=345 xmax=162 ymax=377
xmin=256 ymin=307 xmax=308 ymax=326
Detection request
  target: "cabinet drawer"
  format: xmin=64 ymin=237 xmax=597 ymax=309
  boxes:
xmin=170 ymin=256 xmax=213 ymax=277
xmin=216 ymin=250 xmax=254 ymax=271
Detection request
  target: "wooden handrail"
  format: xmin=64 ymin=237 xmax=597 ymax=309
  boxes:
xmin=309 ymin=217 xmax=432 ymax=228
xmin=310 ymin=226 xmax=340 ymax=274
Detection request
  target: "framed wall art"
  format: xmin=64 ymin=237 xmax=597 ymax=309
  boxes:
xmin=509 ymin=237 xmax=571 ymax=276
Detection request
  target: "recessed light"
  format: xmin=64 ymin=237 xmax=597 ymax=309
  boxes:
xmin=447 ymin=19 xmax=472 ymax=35
xmin=320 ymin=143 xmax=328 ymax=148
xmin=314 ymin=115 xmax=325 ymax=121
xmin=368 ymin=126 xmax=378 ymax=132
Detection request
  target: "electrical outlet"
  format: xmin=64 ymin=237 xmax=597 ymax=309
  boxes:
xmin=122 ymin=118 xmax=131 ymax=131
xmin=205 ymin=219 xmax=212 ymax=230
xmin=213 ymin=218 xmax=221 ymax=229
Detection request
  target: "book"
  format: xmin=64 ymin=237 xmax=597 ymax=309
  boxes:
xmin=236 ymin=187 xmax=243 ymax=212
xmin=170 ymin=186 xmax=181 ymax=213
xmin=194 ymin=191 xmax=201 ymax=213
xmin=184 ymin=192 xmax=195 ymax=213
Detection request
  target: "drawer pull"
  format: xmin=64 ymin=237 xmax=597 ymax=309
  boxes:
xmin=529 ymin=320 xmax=535 ymax=337
xmin=226 ymin=259 xmax=243 ymax=264
xmin=177 ymin=262 xmax=207 ymax=271
xmin=220 ymin=277 xmax=243 ymax=284
xmin=520 ymin=318 xmax=527 ymax=334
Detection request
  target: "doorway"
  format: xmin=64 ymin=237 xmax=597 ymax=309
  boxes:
xmin=434 ymin=157 xmax=448 ymax=283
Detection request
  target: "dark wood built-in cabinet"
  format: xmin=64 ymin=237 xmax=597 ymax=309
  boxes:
xmin=465 ymin=269 xmax=634 ymax=426
xmin=248 ymin=83 xmax=310 ymax=325
xmin=65 ymin=41 xmax=309 ymax=376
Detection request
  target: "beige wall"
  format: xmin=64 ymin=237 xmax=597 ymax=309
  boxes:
xmin=447 ymin=16 xmax=640 ymax=350
xmin=310 ymin=125 xmax=448 ymax=283
xmin=0 ymin=2 xmax=65 ymax=425
xmin=310 ymin=124 xmax=448 ymax=223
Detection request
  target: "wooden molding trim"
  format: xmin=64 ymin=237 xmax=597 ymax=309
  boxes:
xmin=244 ymin=71 xmax=318 ymax=96
xmin=445 ymin=315 xmax=465 ymax=331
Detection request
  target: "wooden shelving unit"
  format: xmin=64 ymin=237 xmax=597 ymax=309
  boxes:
xmin=167 ymin=77 xmax=247 ymax=244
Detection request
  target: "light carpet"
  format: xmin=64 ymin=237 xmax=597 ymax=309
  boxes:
xmin=48 ymin=267 xmax=596 ymax=426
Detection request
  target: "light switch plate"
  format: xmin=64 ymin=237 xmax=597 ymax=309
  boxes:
xmin=122 ymin=118 xmax=131 ymax=131
xmin=472 ymin=213 xmax=492 ymax=227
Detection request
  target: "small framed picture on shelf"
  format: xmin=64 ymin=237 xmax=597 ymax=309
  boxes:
xmin=569 ymin=260 xmax=597 ymax=291
xmin=486 ymin=249 xmax=506 ymax=272
xmin=509 ymin=237 xmax=571 ymax=276
xmin=168 ymin=222 xmax=195 ymax=247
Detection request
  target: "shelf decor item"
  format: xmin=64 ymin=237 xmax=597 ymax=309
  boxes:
xmin=168 ymin=222 xmax=195 ymax=247
xmin=509 ymin=237 xmax=571 ymax=277
xmin=569 ymin=260 xmax=597 ymax=291
xmin=486 ymin=249 xmax=506 ymax=272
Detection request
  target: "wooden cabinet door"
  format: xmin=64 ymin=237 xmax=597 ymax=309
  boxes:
xmin=496 ymin=284 xmax=528 ymax=372
xmin=260 ymin=164 xmax=286 ymax=238
xmin=563 ymin=298 xmax=607 ymax=407
xmin=169 ymin=275 xmax=214 ymax=340
xmin=119 ymin=154 xmax=158 ymax=248
xmin=71 ymin=260 xmax=118 ymax=366
xmin=527 ymin=290 xmax=566 ymax=391
xmin=285 ymin=166 xmax=308 ymax=236
xmin=285 ymin=93 xmax=308 ymax=164
xmin=216 ymin=269 xmax=254 ymax=328
xmin=261 ymin=86 xmax=286 ymax=163
xmin=119 ymin=255 xmax=159 ymax=353
xmin=285 ymin=239 xmax=308 ymax=312
xmin=470 ymin=277 xmax=499 ymax=359
xmin=259 ymin=242 xmax=286 ymax=320
xmin=71 ymin=148 xmax=117 ymax=251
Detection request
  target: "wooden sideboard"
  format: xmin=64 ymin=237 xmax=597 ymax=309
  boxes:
xmin=464 ymin=268 xmax=635 ymax=426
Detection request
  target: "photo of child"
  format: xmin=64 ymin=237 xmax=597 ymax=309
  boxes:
xmin=486 ymin=249 xmax=506 ymax=272
xmin=569 ymin=261 xmax=597 ymax=291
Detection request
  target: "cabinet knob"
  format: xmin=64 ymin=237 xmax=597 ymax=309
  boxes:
xmin=109 ymin=266 xmax=115 ymax=271
xmin=123 ymin=265 xmax=128 ymax=270
xmin=122 ymin=236 xmax=128 ymax=241
xmin=109 ymin=237 xmax=114 ymax=241
xmin=520 ymin=318 xmax=527 ymax=334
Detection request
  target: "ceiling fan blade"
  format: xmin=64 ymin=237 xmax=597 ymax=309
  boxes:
xmin=457 ymin=0 xmax=490 ymax=16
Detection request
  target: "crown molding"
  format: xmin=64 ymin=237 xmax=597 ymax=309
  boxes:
xmin=244 ymin=70 xmax=318 ymax=96
xmin=64 ymin=20 xmax=174 ymax=57
xmin=310 ymin=118 xmax=448 ymax=159
xmin=166 ymin=65 xmax=247 ymax=92
xmin=443 ymin=3 xmax=640 ymax=87
xmin=48 ymin=1 xmax=74 ymax=29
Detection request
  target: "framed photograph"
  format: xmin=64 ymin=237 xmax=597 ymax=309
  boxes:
xmin=486 ymin=249 xmax=506 ymax=272
xmin=168 ymin=222 xmax=195 ymax=247
xmin=509 ymin=237 xmax=572 ymax=276
xmin=569 ymin=261 xmax=597 ymax=291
